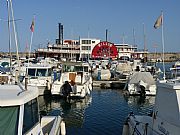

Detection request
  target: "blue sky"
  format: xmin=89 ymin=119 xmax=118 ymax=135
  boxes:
xmin=0 ymin=0 xmax=180 ymax=53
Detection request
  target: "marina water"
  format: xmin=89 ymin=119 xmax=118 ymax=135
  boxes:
xmin=38 ymin=62 xmax=174 ymax=135
xmin=39 ymin=89 xmax=155 ymax=135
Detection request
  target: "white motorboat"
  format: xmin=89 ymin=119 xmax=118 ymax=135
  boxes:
xmin=23 ymin=65 xmax=53 ymax=96
xmin=125 ymin=72 xmax=156 ymax=96
xmin=122 ymin=79 xmax=180 ymax=135
xmin=170 ymin=61 xmax=180 ymax=79
xmin=51 ymin=62 xmax=92 ymax=98
xmin=0 ymin=80 xmax=66 ymax=135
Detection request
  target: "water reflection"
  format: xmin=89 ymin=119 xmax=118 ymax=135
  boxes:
xmin=38 ymin=95 xmax=92 ymax=127
xmin=38 ymin=89 xmax=155 ymax=135
xmin=124 ymin=95 xmax=155 ymax=115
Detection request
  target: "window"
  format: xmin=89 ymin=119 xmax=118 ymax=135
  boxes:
xmin=23 ymin=98 xmax=39 ymax=134
xmin=0 ymin=106 xmax=19 ymax=135
xmin=36 ymin=69 xmax=47 ymax=77
xmin=82 ymin=40 xmax=91 ymax=44
xmin=92 ymin=41 xmax=95 ymax=43
xmin=82 ymin=46 xmax=91 ymax=50
xmin=28 ymin=69 xmax=36 ymax=76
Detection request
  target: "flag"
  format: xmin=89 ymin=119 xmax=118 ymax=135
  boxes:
xmin=154 ymin=14 xmax=163 ymax=29
xmin=30 ymin=19 xmax=35 ymax=32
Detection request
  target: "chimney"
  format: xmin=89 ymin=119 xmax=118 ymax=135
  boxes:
xmin=58 ymin=23 xmax=64 ymax=45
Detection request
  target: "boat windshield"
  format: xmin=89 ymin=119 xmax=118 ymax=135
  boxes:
xmin=28 ymin=68 xmax=36 ymax=76
xmin=171 ymin=68 xmax=180 ymax=78
xmin=63 ymin=65 xmax=89 ymax=72
xmin=0 ymin=106 xmax=19 ymax=135
xmin=28 ymin=68 xmax=52 ymax=77
xmin=36 ymin=69 xmax=50 ymax=77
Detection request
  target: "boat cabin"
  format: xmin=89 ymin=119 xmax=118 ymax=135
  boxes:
xmin=62 ymin=63 xmax=90 ymax=73
xmin=0 ymin=84 xmax=41 ymax=135
xmin=26 ymin=66 xmax=52 ymax=78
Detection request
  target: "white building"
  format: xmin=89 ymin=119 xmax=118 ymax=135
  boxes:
xmin=115 ymin=44 xmax=137 ymax=59
xmin=79 ymin=38 xmax=101 ymax=59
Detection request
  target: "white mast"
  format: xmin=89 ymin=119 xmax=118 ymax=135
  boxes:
xmin=161 ymin=11 xmax=166 ymax=80
xmin=9 ymin=0 xmax=20 ymax=68
xmin=6 ymin=0 xmax=12 ymax=68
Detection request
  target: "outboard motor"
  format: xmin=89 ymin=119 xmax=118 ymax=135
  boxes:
xmin=62 ymin=81 xmax=72 ymax=99
xmin=140 ymin=85 xmax=146 ymax=97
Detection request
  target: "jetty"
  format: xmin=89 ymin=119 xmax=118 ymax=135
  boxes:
xmin=93 ymin=79 xmax=127 ymax=89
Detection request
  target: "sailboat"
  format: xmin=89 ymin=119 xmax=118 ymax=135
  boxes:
xmin=0 ymin=0 xmax=66 ymax=134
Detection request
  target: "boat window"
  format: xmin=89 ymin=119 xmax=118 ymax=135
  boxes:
xmin=48 ymin=69 xmax=52 ymax=76
xmin=74 ymin=66 xmax=83 ymax=72
xmin=36 ymin=69 xmax=47 ymax=77
xmin=23 ymin=98 xmax=39 ymax=134
xmin=0 ymin=106 xmax=19 ymax=135
xmin=75 ymin=66 xmax=88 ymax=72
xmin=171 ymin=69 xmax=180 ymax=78
xmin=64 ymin=65 xmax=75 ymax=72
xmin=84 ymin=67 xmax=88 ymax=72
xmin=28 ymin=69 xmax=36 ymax=76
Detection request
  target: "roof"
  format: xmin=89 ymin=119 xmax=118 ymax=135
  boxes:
xmin=26 ymin=65 xmax=52 ymax=69
xmin=0 ymin=84 xmax=39 ymax=106
xmin=129 ymin=72 xmax=155 ymax=85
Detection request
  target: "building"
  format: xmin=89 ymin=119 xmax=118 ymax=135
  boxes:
xmin=35 ymin=38 xmax=149 ymax=61
xmin=35 ymin=38 xmax=101 ymax=61
xmin=79 ymin=38 xmax=101 ymax=60
xmin=35 ymin=23 xmax=147 ymax=61
xmin=115 ymin=44 xmax=137 ymax=60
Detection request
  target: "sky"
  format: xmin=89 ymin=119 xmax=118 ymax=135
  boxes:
xmin=0 ymin=0 xmax=180 ymax=53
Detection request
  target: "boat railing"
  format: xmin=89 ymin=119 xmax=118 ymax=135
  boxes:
xmin=129 ymin=119 xmax=162 ymax=135
xmin=128 ymin=113 xmax=162 ymax=135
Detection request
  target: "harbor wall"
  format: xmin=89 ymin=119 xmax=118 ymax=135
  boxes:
xmin=147 ymin=52 xmax=180 ymax=62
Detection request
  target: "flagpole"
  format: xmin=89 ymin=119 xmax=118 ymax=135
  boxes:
xmin=161 ymin=11 xmax=166 ymax=80
xmin=28 ymin=16 xmax=35 ymax=66
xmin=28 ymin=31 xmax=34 ymax=66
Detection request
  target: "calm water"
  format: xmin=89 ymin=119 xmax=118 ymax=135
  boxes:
xmin=39 ymin=89 xmax=155 ymax=135
xmin=38 ymin=62 xmax=174 ymax=135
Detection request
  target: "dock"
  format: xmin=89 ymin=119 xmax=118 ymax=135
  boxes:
xmin=92 ymin=79 xmax=127 ymax=89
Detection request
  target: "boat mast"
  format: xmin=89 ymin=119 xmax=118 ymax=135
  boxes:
xmin=143 ymin=23 xmax=147 ymax=62
xmin=133 ymin=28 xmax=136 ymax=47
xmin=9 ymin=0 xmax=20 ymax=68
xmin=9 ymin=0 xmax=21 ymax=83
xmin=6 ymin=0 xmax=12 ymax=68
xmin=88 ymin=27 xmax=90 ymax=61
xmin=161 ymin=11 xmax=165 ymax=80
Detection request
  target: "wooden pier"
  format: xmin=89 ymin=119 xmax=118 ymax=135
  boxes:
xmin=92 ymin=79 xmax=127 ymax=89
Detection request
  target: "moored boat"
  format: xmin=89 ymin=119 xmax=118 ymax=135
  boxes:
xmin=122 ymin=79 xmax=180 ymax=135
xmin=51 ymin=62 xmax=92 ymax=99
xmin=22 ymin=65 xmax=53 ymax=96
xmin=124 ymin=72 xmax=156 ymax=96
xmin=0 ymin=81 xmax=66 ymax=135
